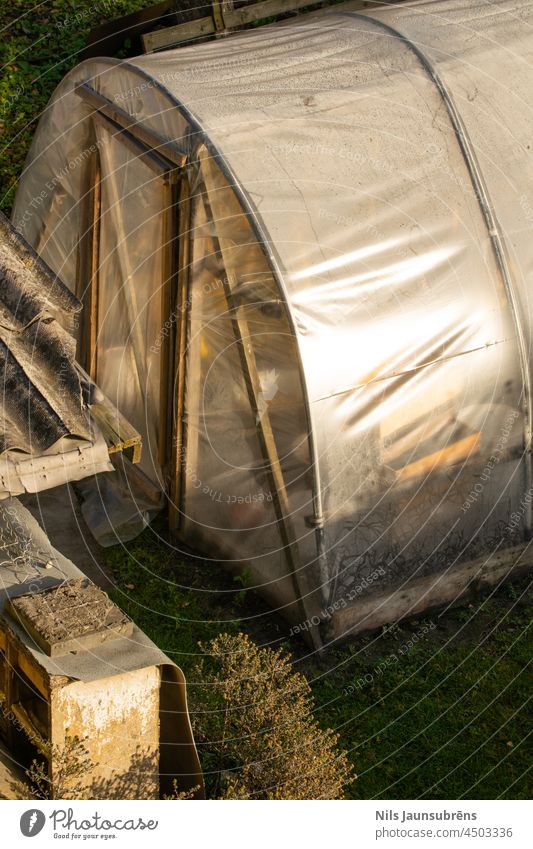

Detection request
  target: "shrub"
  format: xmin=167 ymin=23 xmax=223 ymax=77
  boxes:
xmin=191 ymin=632 xmax=354 ymax=799
xmin=10 ymin=735 xmax=92 ymax=800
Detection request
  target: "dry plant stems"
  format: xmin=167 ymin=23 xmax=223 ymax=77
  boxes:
xmin=192 ymin=632 xmax=354 ymax=799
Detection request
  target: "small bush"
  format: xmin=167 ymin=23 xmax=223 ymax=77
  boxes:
xmin=10 ymin=735 xmax=92 ymax=800
xmin=192 ymin=632 xmax=354 ymax=799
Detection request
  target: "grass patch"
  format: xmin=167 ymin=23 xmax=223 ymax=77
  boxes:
xmin=0 ymin=0 xmax=149 ymax=213
xmin=107 ymin=523 xmax=531 ymax=800
xmin=310 ymin=597 xmax=531 ymax=799
xmin=105 ymin=523 xmax=238 ymax=663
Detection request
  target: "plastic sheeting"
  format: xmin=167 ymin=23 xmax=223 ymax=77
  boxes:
xmin=95 ymin=121 xmax=166 ymax=485
xmin=12 ymin=0 xmax=533 ymax=635
xmin=183 ymin=149 xmax=319 ymax=617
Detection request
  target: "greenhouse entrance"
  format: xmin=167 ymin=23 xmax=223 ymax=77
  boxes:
xmin=69 ymin=82 xmax=321 ymax=639
xmin=76 ymin=85 xmax=181 ymax=490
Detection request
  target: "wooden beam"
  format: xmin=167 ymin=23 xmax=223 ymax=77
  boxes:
xmin=79 ymin=104 xmax=185 ymax=475
xmin=142 ymin=0 xmax=406 ymax=53
xmin=77 ymin=149 xmax=100 ymax=380
xmin=198 ymin=157 xmax=321 ymax=649
xmin=74 ymin=138 xmax=143 ymax=466
xmin=76 ymin=84 xmax=187 ymax=168
xmin=224 ymin=0 xmax=327 ymax=28
xmin=89 ymin=392 xmax=142 ymax=464
xmin=169 ymin=177 xmax=191 ymax=535
xmin=111 ymin=452 xmax=163 ymax=504
xmin=92 ymin=119 xmax=164 ymax=444
xmin=212 ymin=0 xmax=226 ymax=33
xmin=75 ymin=365 xmax=142 ymax=463
xmin=15 ymin=653 xmax=49 ymax=702
xmin=89 ymin=108 xmax=180 ymax=470
xmin=159 ymin=179 xmax=180 ymax=477
xmin=143 ymin=0 xmax=320 ymax=52
xmin=142 ymin=15 xmax=215 ymax=52
xmin=395 ymin=433 xmax=481 ymax=482
xmin=91 ymin=110 xmax=180 ymax=182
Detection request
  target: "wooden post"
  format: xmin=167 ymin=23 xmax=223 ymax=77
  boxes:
xmin=169 ymin=176 xmax=191 ymax=534
xmin=77 ymin=150 xmax=100 ymax=380
xmin=159 ymin=179 xmax=180 ymax=477
xmin=198 ymin=159 xmax=322 ymax=649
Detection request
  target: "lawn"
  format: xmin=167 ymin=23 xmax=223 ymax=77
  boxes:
xmin=106 ymin=522 xmax=532 ymax=800
xmin=0 ymin=0 xmax=149 ymax=213
xmin=2 ymin=0 xmax=532 ymax=801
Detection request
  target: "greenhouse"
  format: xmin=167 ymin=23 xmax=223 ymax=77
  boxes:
xmin=12 ymin=0 xmax=533 ymax=646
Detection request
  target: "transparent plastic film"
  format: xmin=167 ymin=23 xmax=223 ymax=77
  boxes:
xmin=181 ymin=148 xmax=321 ymax=616
xmin=95 ymin=121 xmax=166 ymax=486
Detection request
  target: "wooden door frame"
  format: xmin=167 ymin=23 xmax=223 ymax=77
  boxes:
xmin=75 ymin=95 xmax=183 ymax=482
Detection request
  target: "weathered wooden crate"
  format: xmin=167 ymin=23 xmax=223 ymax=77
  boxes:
xmin=0 ymin=580 xmax=160 ymax=799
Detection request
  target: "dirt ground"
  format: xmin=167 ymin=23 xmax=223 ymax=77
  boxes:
xmin=21 ymin=485 xmax=114 ymax=589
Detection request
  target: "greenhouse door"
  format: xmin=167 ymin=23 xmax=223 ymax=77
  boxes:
xmin=76 ymin=104 xmax=182 ymax=489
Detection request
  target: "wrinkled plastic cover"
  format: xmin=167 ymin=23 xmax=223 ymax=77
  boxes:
xmin=12 ymin=0 xmax=533 ymax=626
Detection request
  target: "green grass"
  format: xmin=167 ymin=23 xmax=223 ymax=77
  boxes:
xmin=106 ymin=523 xmax=532 ymax=800
xmin=105 ymin=525 xmax=239 ymax=663
xmin=0 ymin=0 xmax=149 ymax=213
xmin=311 ymin=608 xmax=531 ymax=799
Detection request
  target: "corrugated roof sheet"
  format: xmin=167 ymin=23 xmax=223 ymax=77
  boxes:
xmin=0 ymin=212 xmax=117 ymax=497
xmin=0 ymin=211 xmax=93 ymax=455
